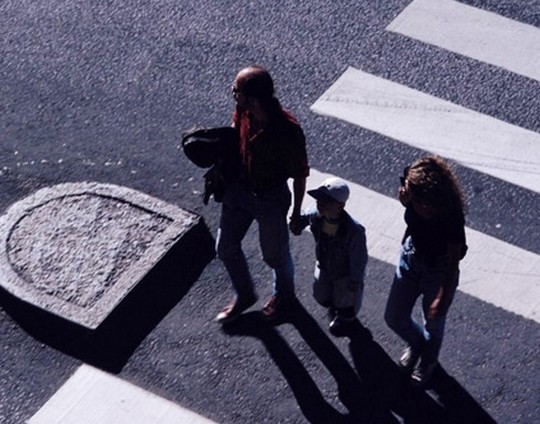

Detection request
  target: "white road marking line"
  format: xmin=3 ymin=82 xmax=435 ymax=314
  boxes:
xmin=386 ymin=0 xmax=540 ymax=81
xmin=311 ymin=67 xmax=540 ymax=194
xmin=303 ymin=169 xmax=540 ymax=324
xmin=28 ymin=364 xmax=217 ymax=424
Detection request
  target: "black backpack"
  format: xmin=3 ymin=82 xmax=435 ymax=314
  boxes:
xmin=182 ymin=127 xmax=242 ymax=204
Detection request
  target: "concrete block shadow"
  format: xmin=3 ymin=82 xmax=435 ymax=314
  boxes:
xmin=0 ymin=219 xmax=215 ymax=374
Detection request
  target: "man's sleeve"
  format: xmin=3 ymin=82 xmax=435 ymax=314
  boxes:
xmin=290 ymin=125 xmax=310 ymax=179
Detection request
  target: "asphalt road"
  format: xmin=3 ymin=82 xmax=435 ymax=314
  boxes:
xmin=0 ymin=1 xmax=539 ymax=423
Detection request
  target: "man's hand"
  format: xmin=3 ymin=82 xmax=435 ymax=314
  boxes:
xmin=289 ymin=213 xmax=304 ymax=235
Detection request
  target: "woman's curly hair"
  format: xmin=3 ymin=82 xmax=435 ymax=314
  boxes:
xmin=405 ymin=156 xmax=466 ymax=216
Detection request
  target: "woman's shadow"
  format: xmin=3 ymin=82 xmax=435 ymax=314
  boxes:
xmin=222 ymin=302 xmax=496 ymax=424
xmin=347 ymin=319 xmax=496 ymax=424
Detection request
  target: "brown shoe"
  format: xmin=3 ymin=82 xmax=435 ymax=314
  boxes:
xmin=261 ymin=295 xmax=296 ymax=321
xmin=215 ymin=295 xmax=257 ymax=324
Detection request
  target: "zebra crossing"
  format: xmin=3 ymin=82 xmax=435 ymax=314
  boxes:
xmin=19 ymin=1 xmax=540 ymax=423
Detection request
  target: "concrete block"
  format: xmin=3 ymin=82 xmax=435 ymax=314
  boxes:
xmin=0 ymin=183 xmax=215 ymax=371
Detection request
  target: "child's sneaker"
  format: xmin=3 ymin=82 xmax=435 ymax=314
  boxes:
xmin=328 ymin=315 xmax=355 ymax=336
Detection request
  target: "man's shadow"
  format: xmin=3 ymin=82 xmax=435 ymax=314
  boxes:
xmin=222 ymin=303 xmax=397 ymax=424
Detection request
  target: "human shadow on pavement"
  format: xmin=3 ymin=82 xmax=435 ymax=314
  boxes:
xmin=427 ymin=368 xmax=497 ymax=423
xmin=0 ymin=219 xmax=215 ymax=374
xmin=222 ymin=302 xmax=398 ymax=424
xmin=347 ymin=320 xmax=497 ymax=423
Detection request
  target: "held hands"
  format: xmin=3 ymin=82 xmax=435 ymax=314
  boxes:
xmin=289 ymin=213 xmax=304 ymax=236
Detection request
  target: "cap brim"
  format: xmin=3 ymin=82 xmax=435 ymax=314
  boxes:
xmin=307 ymin=189 xmax=337 ymax=203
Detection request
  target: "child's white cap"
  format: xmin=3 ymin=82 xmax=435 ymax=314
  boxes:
xmin=307 ymin=177 xmax=350 ymax=203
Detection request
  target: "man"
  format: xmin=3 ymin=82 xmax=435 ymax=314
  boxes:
xmin=215 ymin=66 xmax=309 ymax=324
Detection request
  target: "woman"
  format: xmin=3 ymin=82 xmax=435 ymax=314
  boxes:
xmin=384 ymin=156 xmax=467 ymax=387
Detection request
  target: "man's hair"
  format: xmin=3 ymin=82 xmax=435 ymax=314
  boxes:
xmin=241 ymin=66 xmax=275 ymax=100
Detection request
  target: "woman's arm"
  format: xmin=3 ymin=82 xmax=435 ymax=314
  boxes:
xmin=428 ymin=241 xmax=462 ymax=318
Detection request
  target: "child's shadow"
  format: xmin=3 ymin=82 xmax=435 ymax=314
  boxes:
xmin=222 ymin=303 xmax=397 ymax=423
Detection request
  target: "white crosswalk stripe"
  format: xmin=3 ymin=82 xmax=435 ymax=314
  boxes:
xmin=311 ymin=67 xmax=540 ymax=194
xmin=386 ymin=0 xmax=540 ymax=81
xmin=309 ymin=0 xmax=540 ymax=324
xmin=28 ymin=365 xmax=217 ymax=424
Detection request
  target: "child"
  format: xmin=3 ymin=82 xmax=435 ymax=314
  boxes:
xmin=299 ymin=177 xmax=368 ymax=335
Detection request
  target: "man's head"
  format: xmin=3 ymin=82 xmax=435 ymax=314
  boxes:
xmin=308 ymin=178 xmax=349 ymax=219
xmin=232 ymin=66 xmax=274 ymax=109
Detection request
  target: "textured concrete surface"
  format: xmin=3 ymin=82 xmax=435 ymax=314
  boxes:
xmin=0 ymin=182 xmax=199 ymax=329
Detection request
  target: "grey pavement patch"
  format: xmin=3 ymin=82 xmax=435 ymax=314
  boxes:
xmin=0 ymin=182 xmax=199 ymax=329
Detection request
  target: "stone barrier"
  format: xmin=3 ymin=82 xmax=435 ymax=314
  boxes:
xmin=0 ymin=183 xmax=215 ymax=371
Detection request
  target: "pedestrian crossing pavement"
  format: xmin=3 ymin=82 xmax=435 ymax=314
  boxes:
xmin=23 ymin=1 xmax=540 ymax=423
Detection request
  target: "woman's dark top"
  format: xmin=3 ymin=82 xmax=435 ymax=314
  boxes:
xmin=405 ymin=206 xmax=466 ymax=259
